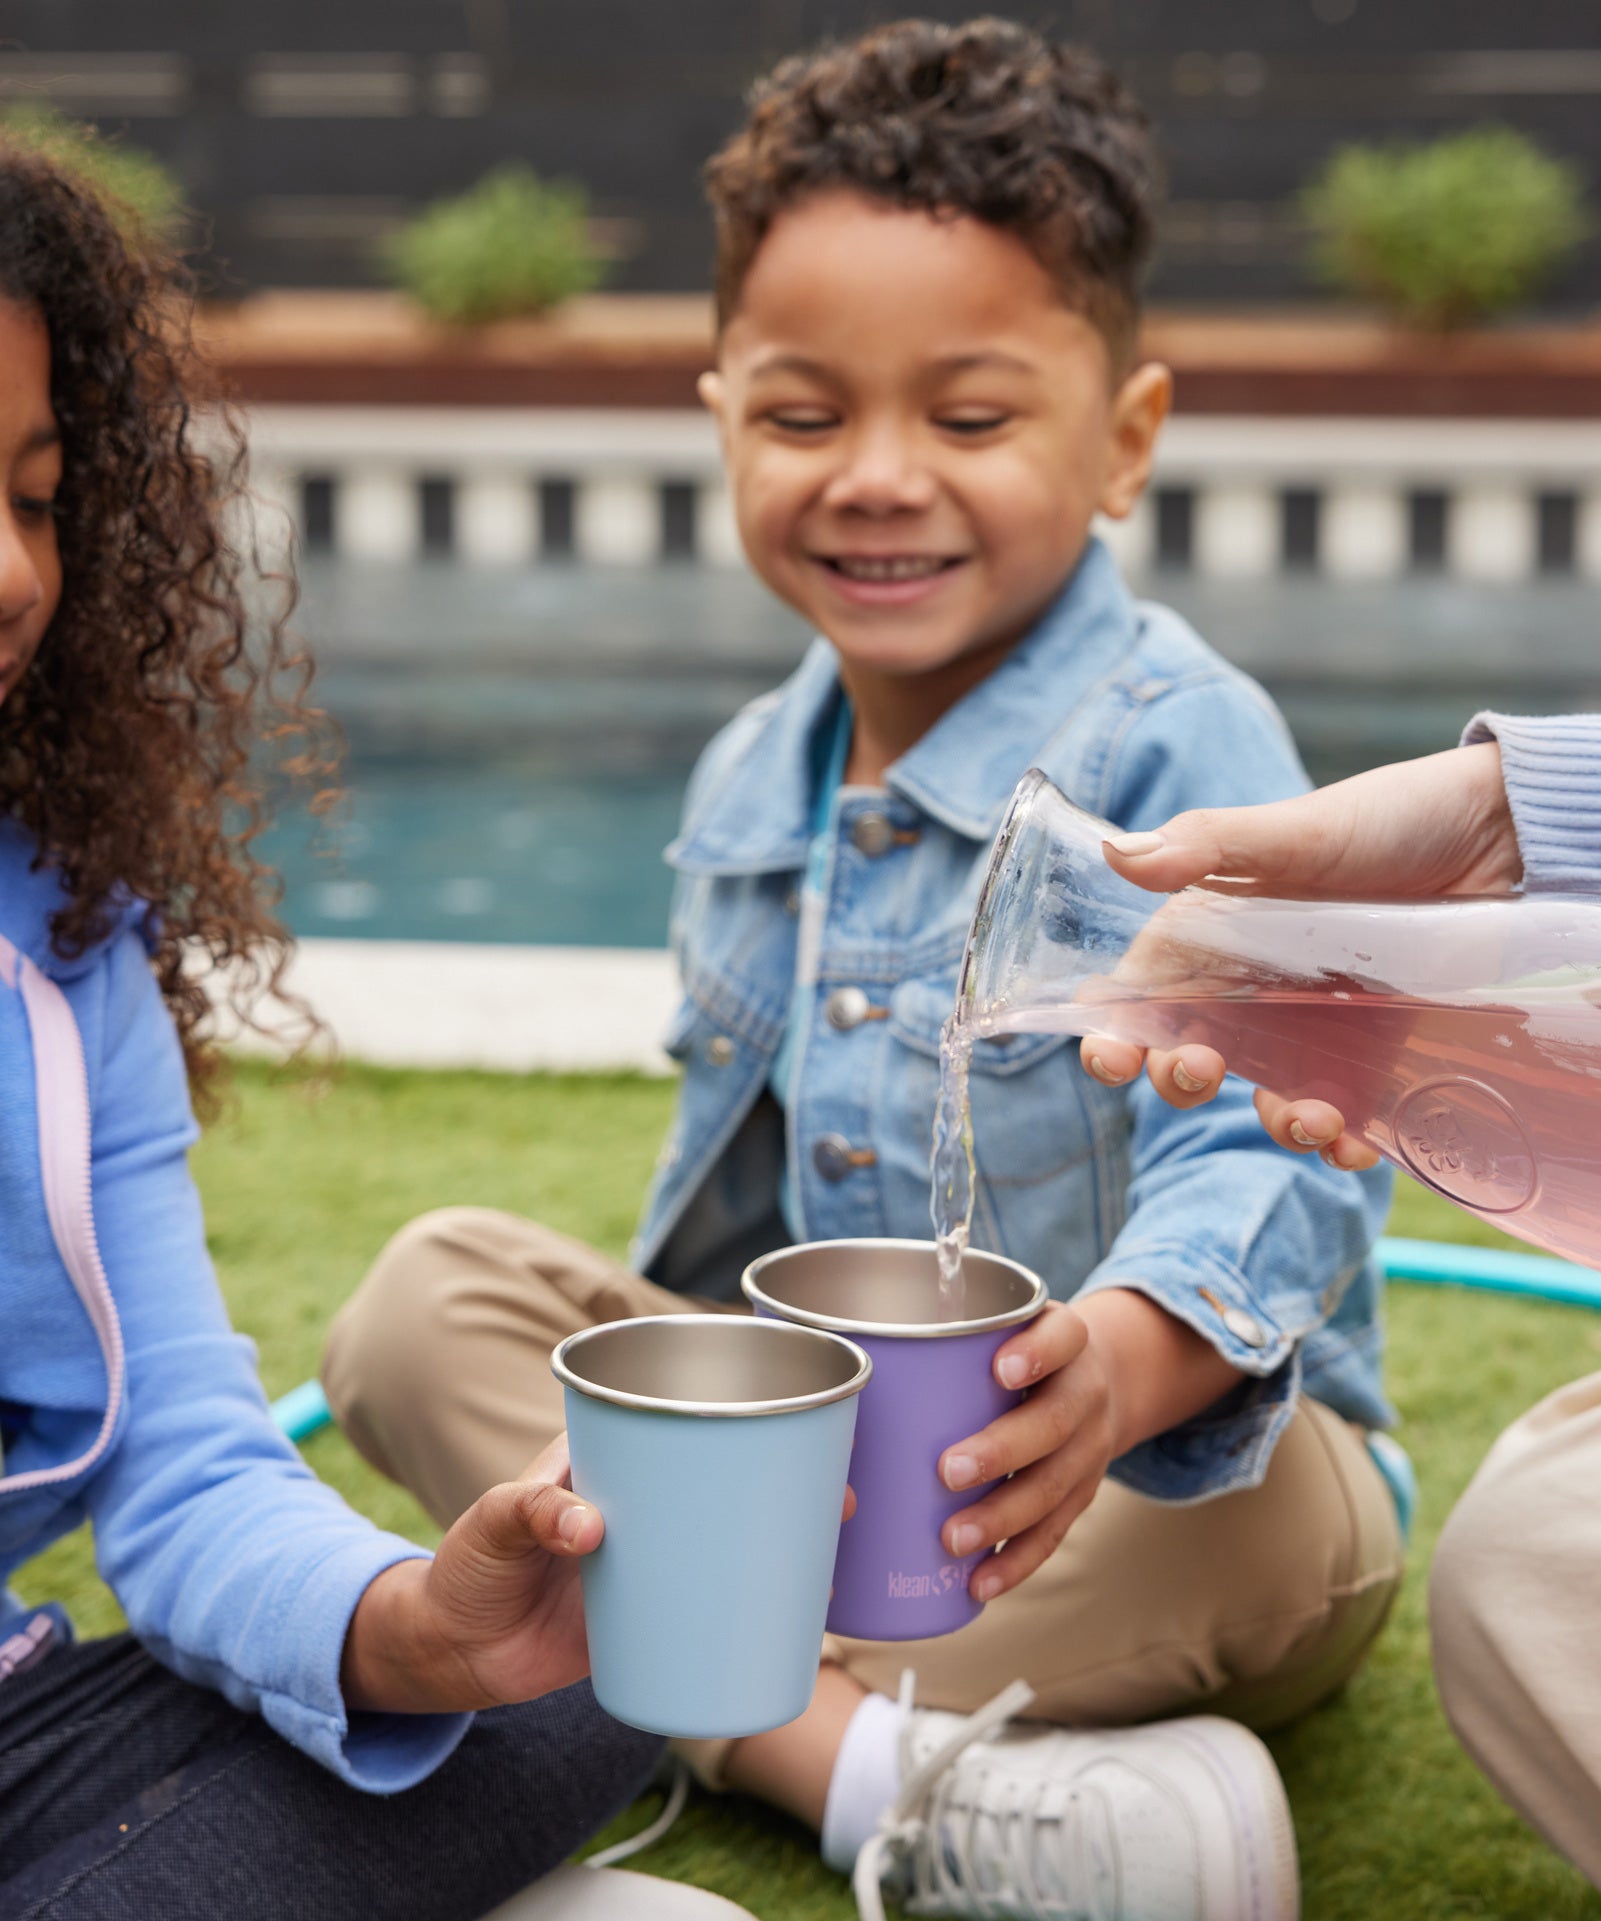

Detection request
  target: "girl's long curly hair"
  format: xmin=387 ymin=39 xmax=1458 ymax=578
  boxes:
xmin=0 ymin=138 xmax=333 ymax=1106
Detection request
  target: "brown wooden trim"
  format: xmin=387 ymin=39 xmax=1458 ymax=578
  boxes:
xmin=202 ymin=296 xmax=1601 ymax=416
xmin=1172 ymin=367 xmax=1601 ymax=418
xmin=219 ymin=356 xmax=1601 ymax=415
xmin=219 ymin=358 xmax=709 ymax=408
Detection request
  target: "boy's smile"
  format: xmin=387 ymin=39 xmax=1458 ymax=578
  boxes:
xmin=701 ymin=190 xmax=1169 ymax=777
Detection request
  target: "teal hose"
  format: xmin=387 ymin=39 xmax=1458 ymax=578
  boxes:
xmin=1376 ymin=1236 xmax=1601 ymax=1309
xmin=270 ymin=1378 xmax=333 ymax=1443
xmin=264 ymin=1239 xmax=1601 ymax=1449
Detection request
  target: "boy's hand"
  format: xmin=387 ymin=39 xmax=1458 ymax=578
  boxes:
xmin=341 ymin=1434 xmax=599 ymax=1717
xmin=937 ymin=1289 xmax=1241 ymax=1602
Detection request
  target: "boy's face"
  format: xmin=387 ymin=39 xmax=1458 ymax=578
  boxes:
xmin=701 ymin=191 xmax=1169 ymax=694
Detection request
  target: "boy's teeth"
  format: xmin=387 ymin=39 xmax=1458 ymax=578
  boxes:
xmin=834 ymin=555 xmax=946 ymax=581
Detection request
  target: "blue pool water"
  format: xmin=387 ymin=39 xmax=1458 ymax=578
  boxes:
xmin=266 ymin=564 xmax=1601 ymax=949
xmin=267 ymin=761 xmax=691 ymax=947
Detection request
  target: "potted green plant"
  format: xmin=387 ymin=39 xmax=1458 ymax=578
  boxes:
xmin=1302 ymin=125 xmax=1587 ymax=329
xmin=383 ymin=164 xmax=608 ymax=324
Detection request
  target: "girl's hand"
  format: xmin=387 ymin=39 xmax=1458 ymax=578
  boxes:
xmin=1079 ymin=740 xmax=1518 ymax=1169
xmin=937 ymin=1289 xmax=1241 ymax=1602
xmin=341 ymin=1433 xmax=600 ymax=1716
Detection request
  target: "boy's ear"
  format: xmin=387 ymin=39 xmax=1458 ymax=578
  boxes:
xmin=1099 ymin=361 xmax=1172 ymax=520
xmin=698 ymin=369 xmax=728 ymax=433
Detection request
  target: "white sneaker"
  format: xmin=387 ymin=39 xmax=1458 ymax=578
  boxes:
xmin=489 ymin=1865 xmax=756 ymax=1917
xmin=853 ymin=1673 xmax=1299 ymax=1921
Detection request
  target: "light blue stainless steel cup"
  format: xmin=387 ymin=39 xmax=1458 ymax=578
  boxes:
xmin=552 ymin=1313 xmax=872 ymax=1738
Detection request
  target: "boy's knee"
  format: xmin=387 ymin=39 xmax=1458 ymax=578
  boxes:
xmin=322 ymin=1207 xmax=496 ymax=1430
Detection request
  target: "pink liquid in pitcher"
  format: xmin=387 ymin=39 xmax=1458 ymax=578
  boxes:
xmin=968 ymin=891 xmax=1599 ymax=1267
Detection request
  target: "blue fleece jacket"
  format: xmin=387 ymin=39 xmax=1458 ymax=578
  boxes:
xmin=0 ymin=819 xmax=468 ymax=1791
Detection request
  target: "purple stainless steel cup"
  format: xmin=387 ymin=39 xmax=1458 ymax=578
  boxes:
xmin=742 ymin=1239 xmax=1046 ymax=1642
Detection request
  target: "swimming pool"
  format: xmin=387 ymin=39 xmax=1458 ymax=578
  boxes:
xmin=263 ymin=563 xmax=1601 ymax=948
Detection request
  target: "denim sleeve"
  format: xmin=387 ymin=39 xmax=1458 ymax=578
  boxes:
xmin=79 ymin=933 xmax=470 ymax=1791
xmin=1461 ymin=711 xmax=1601 ymax=892
xmin=1076 ymin=667 xmax=1392 ymax=1502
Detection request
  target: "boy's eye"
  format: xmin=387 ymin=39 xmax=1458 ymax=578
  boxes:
xmin=936 ymin=413 xmax=1010 ymax=436
xmin=12 ymin=494 xmax=59 ymax=523
xmin=766 ymin=411 xmax=839 ymax=435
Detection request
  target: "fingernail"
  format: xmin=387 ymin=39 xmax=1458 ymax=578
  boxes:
xmin=997 ymin=1354 xmax=1028 ymax=1389
xmin=943 ymin=1452 xmax=980 ymax=1490
xmin=1107 ymin=831 xmax=1164 ymax=858
xmin=1289 ymin=1121 xmax=1326 ymax=1148
xmin=558 ymin=1502 xmax=590 ymax=1544
xmin=1172 ymin=1061 xmax=1209 ymax=1093
xmin=971 ymin=1572 xmax=1001 ymax=1601
xmin=948 ymin=1523 xmax=982 ymax=1556
xmin=1087 ymin=1054 xmax=1124 ymax=1085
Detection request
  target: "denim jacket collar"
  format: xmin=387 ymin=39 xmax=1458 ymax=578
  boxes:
xmin=667 ymin=538 xmax=1138 ymax=878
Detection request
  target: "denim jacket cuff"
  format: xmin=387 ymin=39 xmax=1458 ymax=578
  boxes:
xmin=1107 ymin=1351 xmax=1299 ymax=1503
xmin=1076 ymin=1243 xmax=1303 ymax=1501
xmin=1076 ymin=1240 xmax=1297 ymax=1374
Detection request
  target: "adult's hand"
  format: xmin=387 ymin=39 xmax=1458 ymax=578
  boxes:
xmin=1079 ymin=741 xmax=1519 ymax=1167
xmin=341 ymin=1432 xmax=600 ymax=1716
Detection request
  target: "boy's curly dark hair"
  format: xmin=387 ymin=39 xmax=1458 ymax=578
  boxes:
xmin=705 ymin=16 xmax=1161 ymax=363
xmin=0 ymin=138 xmax=333 ymax=1104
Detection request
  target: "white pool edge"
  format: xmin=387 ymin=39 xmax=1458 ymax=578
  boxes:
xmin=206 ymin=938 xmax=681 ymax=1075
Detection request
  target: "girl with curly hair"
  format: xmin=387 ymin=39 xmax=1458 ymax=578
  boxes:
xmin=0 ymin=141 xmax=667 ymax=1920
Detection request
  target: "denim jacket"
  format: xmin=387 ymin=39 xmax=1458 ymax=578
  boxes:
xmin=633 ymin=540 xmax=1393 ymax=1502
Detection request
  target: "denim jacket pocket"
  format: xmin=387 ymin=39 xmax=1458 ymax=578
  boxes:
xmin=887 ymin=976 xmax=1070 ymax=1079
xmin=885 ymin=976 xmax=1098 ymax=1208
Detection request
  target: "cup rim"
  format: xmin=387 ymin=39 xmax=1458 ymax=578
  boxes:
xmin=741 ymin=1238 xmax=1047 ymax=1340
xmin=551 ymin=1312 xmax=873 ymax=1418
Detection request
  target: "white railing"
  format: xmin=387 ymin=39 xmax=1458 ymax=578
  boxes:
xmin=243 ymin=406 xmax=1601 ymax=583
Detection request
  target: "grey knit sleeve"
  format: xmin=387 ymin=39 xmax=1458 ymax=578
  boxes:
xmin=1460 ymin=712 xmax=1601 ymax=892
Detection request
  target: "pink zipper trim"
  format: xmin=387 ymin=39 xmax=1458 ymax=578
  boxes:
xmin=0 ymin=934 xmax=126 ymax=1494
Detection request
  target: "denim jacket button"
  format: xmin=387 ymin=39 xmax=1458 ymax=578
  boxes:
xmin=705 ymin=1035 xmax=736 ymax=1067
xmin=814 ymin=1133 xmax=874 ymax=1181
xmin=1222 ymin=1306 xmax=1267 ymax=1348
xmin=851 ymin=812 xmax=896 ymax=857
xmin=824 ymin=986 xmax=872 ymax=1031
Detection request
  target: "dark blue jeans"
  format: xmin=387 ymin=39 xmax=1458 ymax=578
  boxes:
xmin=0 ymin=1634 xmax=662 ymax=1920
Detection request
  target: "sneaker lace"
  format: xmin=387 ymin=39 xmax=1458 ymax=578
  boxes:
xmin=584 ymin=1754 xmax=691 ymax=1869
xmin=853 ymin=1673 xmax=1116 ymax=1921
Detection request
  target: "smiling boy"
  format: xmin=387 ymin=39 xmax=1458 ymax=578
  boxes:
xmin=702 ymin=186 xmax=1169 ymax=789
xmin=326 ymin=21 xmax=1403 ymax=1919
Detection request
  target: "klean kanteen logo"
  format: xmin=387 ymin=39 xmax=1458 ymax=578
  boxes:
xmin=888 ymin=1564 xmax=966 ymax=1600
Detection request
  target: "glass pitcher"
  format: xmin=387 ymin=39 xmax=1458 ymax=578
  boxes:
xmin=956 ymin=768 xmax=1601 ymax=1269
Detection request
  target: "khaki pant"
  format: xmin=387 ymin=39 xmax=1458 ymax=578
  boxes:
xmin=324 ymin=1207 xmax=1404 ymax=1783
xmin=1432 ymin=1371 xmax=1601 ymax=1889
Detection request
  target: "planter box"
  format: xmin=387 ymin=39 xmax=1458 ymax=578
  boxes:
xmin=198 ymin=291 xmax=1601 ymax=418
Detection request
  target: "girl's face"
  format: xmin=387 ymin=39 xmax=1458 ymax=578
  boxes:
xmin=0 ymin=298 xmax=61 ymax=707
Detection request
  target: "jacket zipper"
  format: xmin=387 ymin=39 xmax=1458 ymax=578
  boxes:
xmin=0 ymin=935 xmax=126 ymax=1496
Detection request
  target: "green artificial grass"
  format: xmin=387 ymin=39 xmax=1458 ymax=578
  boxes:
xmin=13 ymin=1060 xmax=1601 ymax=1919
